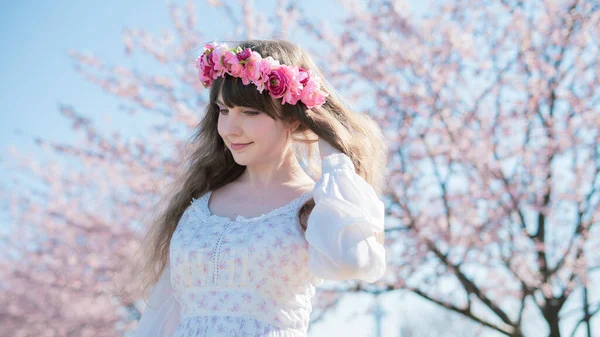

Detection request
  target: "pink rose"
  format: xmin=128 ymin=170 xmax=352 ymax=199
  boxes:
xmin=255 ymin=57 xmax=280 ymax=93
xmin=237 ymin=48 xmax=252 ymax=61
xmin=279 ymin=66 xmax=303 ymax=105
xmin=201 ymin=67 xmax=213 ymax=87
xmin=202 ymin=43 xmax=215 ymax=66
xmin=195 ymin=53 xmax=215 ymax=87
xmin=298 ymin=67 xmax=310 ymax=86
xmin=267 ymin=68 xmax=289 ymax=98
xmin=241 ymin=51 xmax=262 ymax=85
xmin=300 ymin=80 xmax=328 ymax=108
xmin=223 ymin=52 xmax=241 ymax=77
xmin=211 ymin=45 xmax=230 ymax=76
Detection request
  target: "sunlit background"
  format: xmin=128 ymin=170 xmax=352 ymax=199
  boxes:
xmin=1 ymin=1 xmax=599 ymax=336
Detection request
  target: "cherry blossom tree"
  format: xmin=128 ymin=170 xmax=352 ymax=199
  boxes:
xmin=1 ymin=1 xmax=599 ymax=337
xmin=326 ymin=1 xmax=599 ymax=336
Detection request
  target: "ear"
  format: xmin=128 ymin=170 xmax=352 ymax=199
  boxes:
xmin=289 ymin=120 xmax=301 ymax=133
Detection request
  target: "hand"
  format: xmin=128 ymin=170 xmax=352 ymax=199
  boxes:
xmin=317 ymin=137 xmax=340 ymax=160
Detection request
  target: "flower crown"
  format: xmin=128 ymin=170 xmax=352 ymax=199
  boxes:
xmin=195 ymin=42 xmax=328 ymax=109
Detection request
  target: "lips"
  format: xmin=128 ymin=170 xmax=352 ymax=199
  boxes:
xmin=230 ymin=142 xmax=253 ymax=151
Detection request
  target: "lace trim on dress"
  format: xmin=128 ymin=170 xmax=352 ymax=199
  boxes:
xmin=191 ymin=190 xmax=313 ymax=223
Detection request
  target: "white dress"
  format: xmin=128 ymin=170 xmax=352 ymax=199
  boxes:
xmin=134 ymin=152 xmax=386 ymax=337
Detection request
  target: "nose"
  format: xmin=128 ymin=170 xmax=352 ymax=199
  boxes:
xmin=219 ymin=109 xmax=243 ymax=138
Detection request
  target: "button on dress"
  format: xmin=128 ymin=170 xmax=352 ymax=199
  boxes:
xmin=134 ymin=152 xmax=386 ymax=337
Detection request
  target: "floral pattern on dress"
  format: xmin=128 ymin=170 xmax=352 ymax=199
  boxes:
xmin=169 ymin=191 xmax=320 ymax=337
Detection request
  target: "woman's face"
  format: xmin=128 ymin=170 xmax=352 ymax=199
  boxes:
xmin=216 ymin=93 xmax=292 ymax=166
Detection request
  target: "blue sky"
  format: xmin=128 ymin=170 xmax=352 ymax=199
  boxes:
xmin=2 ymin=1 xmax=153 ymax=146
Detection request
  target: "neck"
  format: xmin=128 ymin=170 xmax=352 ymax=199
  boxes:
xmin=238 ymin=145 xmax=314 ymax=189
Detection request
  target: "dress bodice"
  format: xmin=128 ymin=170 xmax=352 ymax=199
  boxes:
xmin=169 ymin=190 xmax=320 ymax=334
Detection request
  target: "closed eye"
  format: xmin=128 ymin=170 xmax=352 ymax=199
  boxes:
xmin=218 ymin=108 xmax=260 ymax=116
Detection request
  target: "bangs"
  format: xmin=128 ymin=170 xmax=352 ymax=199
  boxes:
xmin=214 ymin=75 xmax=281 ymax=119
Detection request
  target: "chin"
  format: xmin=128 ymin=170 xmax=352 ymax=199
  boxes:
xmin=230 ymin=154 xmax=252 ymax=166
xmin=232 ymin=159 xmax=249 ymax=166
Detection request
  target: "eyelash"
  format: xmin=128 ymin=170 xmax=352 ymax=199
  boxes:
xmin=218 ymin=108 xmax=260 ymax=116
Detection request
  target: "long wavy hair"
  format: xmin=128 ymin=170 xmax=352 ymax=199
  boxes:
xmin=134 ymin=39 xmax=388 ymax=302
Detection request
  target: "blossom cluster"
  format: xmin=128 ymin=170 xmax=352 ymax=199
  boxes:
xmin=195 ymin=42 xmax=328 ymax=108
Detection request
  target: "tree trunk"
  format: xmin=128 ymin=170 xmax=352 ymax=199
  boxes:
xmin=543 ymin=304 xmax=561 ymax=337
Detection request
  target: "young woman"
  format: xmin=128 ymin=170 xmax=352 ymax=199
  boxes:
xmin=134 ymin=39 xmax=387 ymax=337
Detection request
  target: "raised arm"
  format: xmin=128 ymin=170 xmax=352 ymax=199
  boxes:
xmin=305 ymin=146 xmax=386 ymax=283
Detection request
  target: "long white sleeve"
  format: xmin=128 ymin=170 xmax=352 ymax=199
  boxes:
xmin=305 ymin=151 xmax=386 ymax=283
xmin=134 ymin=263 xmax=181 ymax=337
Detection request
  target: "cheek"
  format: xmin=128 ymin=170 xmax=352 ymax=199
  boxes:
xmin=247 ymin=118 xmax=283 ymax=142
